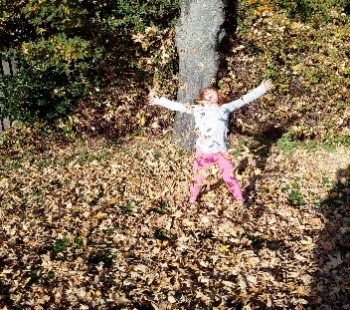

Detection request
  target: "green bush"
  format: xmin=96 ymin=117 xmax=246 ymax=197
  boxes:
xmin=0 ymin=59 xmax=89 ymax=121
xmin=272 ymin=0 xmax=350 ymax=23
xmin=0 ymin=0 xmax=180 ymax=123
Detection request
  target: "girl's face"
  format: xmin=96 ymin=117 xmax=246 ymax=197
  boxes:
xmin=203 ymin=89 xmax=219 ymax=105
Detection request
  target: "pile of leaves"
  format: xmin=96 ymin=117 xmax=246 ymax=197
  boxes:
xmin=1 ymin=126 xmax=350 ymax=309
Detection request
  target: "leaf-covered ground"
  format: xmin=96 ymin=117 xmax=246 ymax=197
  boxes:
xmin=1 ymin=131 xmax=350 ymax=309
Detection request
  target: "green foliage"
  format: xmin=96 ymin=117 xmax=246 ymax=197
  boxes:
xmin=288 ymin=182 xmax=305 ymax=206
xmin=88 ymin=249 xmax=115 ymax=267
xmin=153 ymin=200 xmax=169 ymax=214
xmin=0 ymin=58 xmax=89 ymax=121
xmin=246 ymin=234 xmax=265 ymax=249
xmin=277 ymin=133 xmax=298 ymax=156
xmin=0 ymin=0 xmax=180 ymax=123
xmin=0 ymin=1 xmax=36 ymax=46
xmin=28 ymin=268 xmax=55 ymax=285
xmin=120 ymin=203 xmax=133 ymax=214
xmin=51 ymin=238 xmax=69 ymax=254
xmin=231 ymin=138 xmax=247 ymax=158
xmin=154 ymin=228 xmax=171 ymax=241
xmin=274 ymin=0 xmax=328 ymax=22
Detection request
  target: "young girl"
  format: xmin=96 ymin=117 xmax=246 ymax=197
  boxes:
xmin=149 ymin=80 xmax=273 ymax=204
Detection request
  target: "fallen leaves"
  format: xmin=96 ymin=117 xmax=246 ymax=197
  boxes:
xmin=1 ymin=131 xmax=350 ymax=308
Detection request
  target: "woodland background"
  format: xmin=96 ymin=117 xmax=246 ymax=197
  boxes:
xmin=1 ymin=0 xmax=350 ymax=309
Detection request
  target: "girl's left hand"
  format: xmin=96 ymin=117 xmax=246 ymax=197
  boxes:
xmin=262 ymin=79 xmax=274 ymax=91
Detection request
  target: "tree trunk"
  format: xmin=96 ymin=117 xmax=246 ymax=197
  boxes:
xmin=173 ymin=0 xmax=225 ymax=149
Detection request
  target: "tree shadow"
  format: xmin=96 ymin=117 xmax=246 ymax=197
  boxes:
xmin=216 ymin=1 xmax=304 ymax=210
xmin=194 ymin=122 xmax=292 ymax=206
xmin=307 ymin=165 xmax=350 ymax=308
xmin=235 ymin=118 xmax=298 ymax=209
xmin=220 ymin=0 xmax=238 ymax=53
xmin=239 ymin=124 xmax=285 ymax=206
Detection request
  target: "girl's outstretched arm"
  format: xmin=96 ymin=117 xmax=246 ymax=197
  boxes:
xmin=223 ymin=80 xmax=273 ymax=112
xmin=148 ymin=91 xmax=193 ymax=114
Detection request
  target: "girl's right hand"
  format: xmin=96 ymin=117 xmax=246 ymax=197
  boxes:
xmin=148 ymin=91 xmax=159 ymax=105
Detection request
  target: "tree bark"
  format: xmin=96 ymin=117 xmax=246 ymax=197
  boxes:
xmin=173 ymin=0 xmax=225 ymax=149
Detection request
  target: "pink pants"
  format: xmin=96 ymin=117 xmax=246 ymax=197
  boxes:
xmin=190 ymin=149 xmax=243 ymax=203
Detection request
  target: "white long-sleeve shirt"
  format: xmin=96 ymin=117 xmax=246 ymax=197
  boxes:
xmin=155 ymin=84 xmax=267 ymax=153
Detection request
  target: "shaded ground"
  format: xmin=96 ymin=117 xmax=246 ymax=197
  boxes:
xmin=0 ymin=132 xmax=350 ymax=309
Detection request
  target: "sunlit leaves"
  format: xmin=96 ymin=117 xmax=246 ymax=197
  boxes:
xmin=1 ymin=125 xmax=350 ymax=307
xmin=225 ymin=0 xmax=350 ymax=145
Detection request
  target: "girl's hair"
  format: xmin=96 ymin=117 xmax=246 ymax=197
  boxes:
xmin=196 ymin=86 xmax=229 ymax=105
